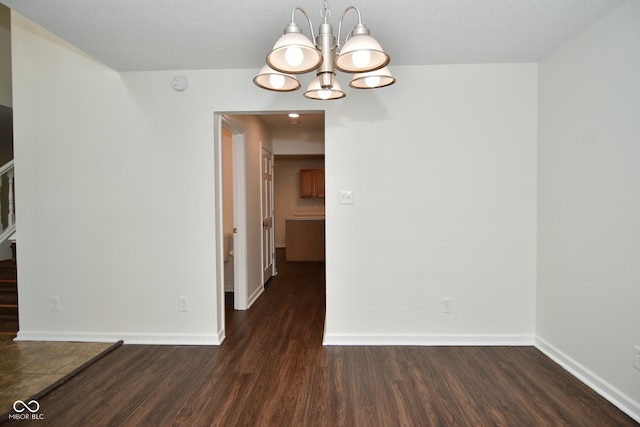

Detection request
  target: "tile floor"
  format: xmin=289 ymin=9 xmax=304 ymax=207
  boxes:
xmin=0 ymin=337 xmax=116 ymax=415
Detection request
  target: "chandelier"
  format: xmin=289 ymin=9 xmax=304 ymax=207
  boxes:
xmin=253 ymin=1 xmax=395 ymax=100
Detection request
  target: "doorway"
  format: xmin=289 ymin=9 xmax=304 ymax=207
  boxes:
xmin=215 ymin=111 xmax=325 ymax=339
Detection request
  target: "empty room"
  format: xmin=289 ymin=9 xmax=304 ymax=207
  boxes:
xmin=0 ymin=0 xmax=638 ymax=425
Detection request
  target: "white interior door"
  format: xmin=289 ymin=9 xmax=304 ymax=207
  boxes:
xmin=261 ymin=148 xmax=274 ymax=284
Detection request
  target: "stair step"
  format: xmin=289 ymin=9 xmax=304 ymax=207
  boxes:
xmin=0 ymin=302 xmax=17 ymax=307
xmin=0 ymin=295 xmax=17 ymax=305
xmin=0 ymin=273 xmax=17 ymax=281
xmin=0 ymin=283 xmax=18 ymax=302
xmin=0 ymin=320 xmax=19 ymax=333
xmin=0 ymin=259 xmax=19 ymax=335
xmin=0 ymin=279 xmax=17 ymax=287
xmin=0 ymin=306 xmax=18 ymax=319
xmin=0 ymin=304 xmax=19 ymax=332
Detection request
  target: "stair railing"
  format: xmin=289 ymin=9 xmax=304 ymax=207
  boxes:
xmin=0 ymin=159 xmax=15 ymax=241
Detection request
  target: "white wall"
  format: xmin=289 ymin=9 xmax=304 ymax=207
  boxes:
xmin=273 ymin=129 xmax=324 ymax=155
xmin=11 ymin=13 xmax=537 ymax=347
xmin=324 ymin=63 xmax=538 ymax=344
xmin=537 ymin=0 xmax=640 ymax=419
xmin=12 ymin=14 xmax=219 ymax=344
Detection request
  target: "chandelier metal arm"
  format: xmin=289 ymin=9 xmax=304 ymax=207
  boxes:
xmin=290 ymin=7 xmax=317 ymax=43
xmin=337 ymin=6 xmax=362 ymax=49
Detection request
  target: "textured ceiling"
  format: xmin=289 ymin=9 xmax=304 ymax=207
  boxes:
xmin=0 ymin=0 xmax=624 ymax=72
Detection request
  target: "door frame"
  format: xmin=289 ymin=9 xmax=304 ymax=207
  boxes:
xmin=215 ymin=110 xmax=325 ymax=340
xmin=230 ymin=123 xmax=249 ymax=310
xmin=215 ymin=113 xmax=250 ymax=341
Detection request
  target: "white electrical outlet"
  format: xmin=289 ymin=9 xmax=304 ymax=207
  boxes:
xmin=442 ymin=297 xmax=452 ymax=313
xmin=49 ymin=296 xmax=60 ymax=311
xmin=179 ymin=297 xmax=189 ymax=312
xmin=634 ymin=345 xmax=640 ymax=370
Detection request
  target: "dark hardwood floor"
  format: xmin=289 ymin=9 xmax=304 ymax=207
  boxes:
xmin=3 ymin=252 xmax=637 ymax=426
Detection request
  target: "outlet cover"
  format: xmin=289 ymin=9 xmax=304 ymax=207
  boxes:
xmin=179 ymin=297 xmax=189 ymax=312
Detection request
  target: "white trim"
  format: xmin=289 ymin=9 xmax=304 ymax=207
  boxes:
xmin=217 ymin=328 xmax=226 ymax=344
xmin=216 ymin=114 xmax=251 ymax=315
xmin=15 ymin=330 xmax=223 ymax=345
xmin=231 ymin=125 xmax=249 ymax=310
xmin=213 ymin=114 xmax=227 ymax=345
xmin=0 ymin=159 xmax=14 ymax=176
xmin=246 ymin=284 xmax=265 ymax=309
xmin=535 ymin=336 xmax=640 ymax=424
xmin=0 ymin=224 xmax=16 ymax=243
xmin=323 ymin=333 xmax=535 ymax=346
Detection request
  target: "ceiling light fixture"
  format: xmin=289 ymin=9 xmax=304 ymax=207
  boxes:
xmin=253 ymin=0 xmax=395 ymax=100
xmin=288 ymin=112 xmax=300 ymax=124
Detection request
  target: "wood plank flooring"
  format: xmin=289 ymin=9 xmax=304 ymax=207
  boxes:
xmin=3 ymin=253 xmax=637 ymax=426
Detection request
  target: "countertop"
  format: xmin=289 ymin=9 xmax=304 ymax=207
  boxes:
xmin=285 ymin=216 xmax=325 ymax=221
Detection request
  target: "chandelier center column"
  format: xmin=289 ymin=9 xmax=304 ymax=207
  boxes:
xmin=317 ymin=22 xmax=337 ymax=89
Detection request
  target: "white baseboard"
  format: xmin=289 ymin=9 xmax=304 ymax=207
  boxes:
xmin=217 ymin=328 xmax=226 ymax=344
xmin=15 ymin=330 xmax=223 ymax=345
xmin=323 ymin=333 xmax=534 ymax=346
xmin=535 ymin=336 xmax=640 ymax=424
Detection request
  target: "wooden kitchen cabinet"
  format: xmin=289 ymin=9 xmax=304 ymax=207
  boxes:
xmin=300 ymin=169 xmax=325 ymax=198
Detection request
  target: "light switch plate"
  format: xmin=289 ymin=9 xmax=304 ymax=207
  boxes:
xmin=339 ymin=191 xmax=354 ymax=205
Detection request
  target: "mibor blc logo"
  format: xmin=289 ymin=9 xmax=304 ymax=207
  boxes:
xmin=9 ymin=399 xmax=44 ymax=420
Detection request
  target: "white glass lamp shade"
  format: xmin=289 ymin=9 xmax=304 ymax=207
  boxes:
xmin=304 ymin=78 xmax=346 ymax=100
xmin=267 ymin=32 xmax=323 ymax=74
xmin=349 ymin=67 xmax=396 ymax=89
xmin=335 ymin=34 xmax=390 ymax=73
xmin=253 ymin=65 xmax=301 ymax=92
